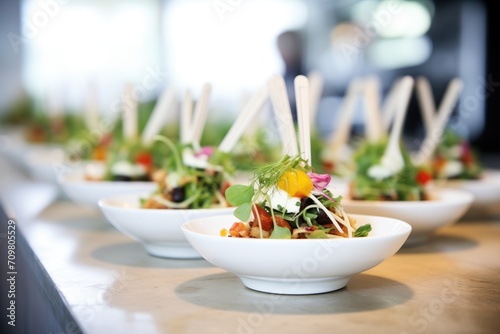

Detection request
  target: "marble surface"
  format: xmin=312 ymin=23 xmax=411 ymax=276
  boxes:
xmin=1 ymin=156 xmax=500 ymax=333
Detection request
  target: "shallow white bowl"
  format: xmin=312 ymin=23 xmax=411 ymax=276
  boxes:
xmin=0 ymin=131 xmax=62 ymax=171
xmin=181 ymin=214 xmax=411 ymax=295
xmin=0 ymin=128 xmax=30 ymax=168
xmin=59 ymin=165 xmax=157 ymax=208
xmin=439 ymin=169 xmax=500 ymax=208
xmin=99 ymin=193 xmax=235 ymax=259
xmin=24 ymin=147 xmax=67 ymax=184
xmin=340 ymin=188 xmax=473 ymax=246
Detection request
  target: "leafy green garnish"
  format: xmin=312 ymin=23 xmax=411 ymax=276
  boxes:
xmin=138 ymin=136 xmax=232 ymax=209
xmin=226 ymin=185 xmax=254 ymax=206
xmin=224 ymin=155 xmax=309 ymax=238
xmin=225 ymin=155 xmax=310 ymax=238
xmin=268 ymin=203 xmax=291 ymax=239
xmin=224 ymin=153 xmax=365 ymax=239
xmin=233 ymin=202 xmax=253 ymax=221
xmin=354 ymin=224 xmax=372 ymax=237
xmin=434 ymin=130 xmax=482 ymax=180
xmin=209 ymin=150 xmax=236 ymax=175
xmin=306 ymin=230 xmax=329 ymax=239
xmin=351 ymin=141 xmax=425 ymax=201
xmin=301 ymin=208 xmax=318 ymax=226
xmin=270 ymin=224 xmax=292 ymax=239
xmin=154 ymin=135 xmax=184 ymax=173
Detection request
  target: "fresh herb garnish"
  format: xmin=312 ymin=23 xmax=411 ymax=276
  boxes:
xmin=306 ymin=230 xmax=329 ymax=239
xmin=225 ymin=153 xmax=362 ymax=239
xmin=268 ymin=204 xmax=291 ymax=239
xmin=251 ymin=154 xmax=311 ymax=198
xmin=351 ymin=141 xmax=426 ymax=201
xmin=226 ymin=185 xmax=254 ymax=220
xmin=354 ymin=224 xmax=372 ymax=237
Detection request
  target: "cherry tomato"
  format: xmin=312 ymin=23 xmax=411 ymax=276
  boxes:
xmin=416 ymin=170 xmax=432 ymax=185
xmin=135 ymin=152 xmax=153 ymax=168
xmin=100 ymin=134 xmax=113 ymax=146
xmin=251 ymin=205 xmax=291 ymax=231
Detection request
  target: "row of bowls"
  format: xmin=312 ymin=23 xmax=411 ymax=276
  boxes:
xmin=67 ymin=163 xmax=493 ymax=294
xmin=6 ymin=140 xmax=500 ymax=294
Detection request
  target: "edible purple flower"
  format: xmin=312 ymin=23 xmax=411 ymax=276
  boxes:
xmin=308 ymin=172 xmax=337 ymax=202
xmin=195 ymin=146 xmax=214 ymax=158
xmin=307 ymin=172 xmax=331 ymax=192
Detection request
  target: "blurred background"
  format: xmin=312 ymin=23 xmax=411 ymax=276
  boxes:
xmin=0 ymin=0 xmax=498 ymax=152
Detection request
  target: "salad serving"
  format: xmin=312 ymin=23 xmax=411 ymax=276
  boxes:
xmin=432 ymin=130 xmax=482 ymax=180
xmin=141 ymin=136 xmax=233 ymax=210
xmin=82 ymin=97 xmax=179 ymax=182
xmin=320 ymin=142 xmax=356 ymax=177
xmin=25 ymin=113 xmax=86 ymax=144
xmin=223 ymin=154 xmax=371 ymax=239
xmin=84 ymin=138 xmax=163 ymax=182
xmin=349 ymin=140 xmax=431 ymax=201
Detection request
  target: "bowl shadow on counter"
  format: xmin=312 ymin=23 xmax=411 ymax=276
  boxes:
xmin=57 ymin=215 xmax=113 ymax=232
xmin=398 ymin=234 xmax=478 ymax=255
xmin=37 ymin=199 xmax=112 ymax=232
xmin=460 ymin=207 xmax=500 ymax=221
xmin=91 ymin=241 xmax=214 ymax=269
xmin=175 ymin=272 xmax=413 ymax=314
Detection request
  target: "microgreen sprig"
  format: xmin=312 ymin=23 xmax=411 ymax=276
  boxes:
xmin=153 ymin=135 xmax=184 ymax=173
xmin=225 ymin=185 xmax=254 ymax=221
xmin=225 ymin=154 xmax=309 ymax=221
xmin=266 ymin=194 xmax=292 ymax=239
xmin=251 ymin=155 xmax=311 ymax=194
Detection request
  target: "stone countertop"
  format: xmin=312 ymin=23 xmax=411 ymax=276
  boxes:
xmin=1 ymin=156 xmax=500 ymax=334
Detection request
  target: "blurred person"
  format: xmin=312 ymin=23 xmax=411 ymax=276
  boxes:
xmin=276 ymin=30 xmax=306 ymax=122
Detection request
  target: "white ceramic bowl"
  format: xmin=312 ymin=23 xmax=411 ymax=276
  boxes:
xmin=59 ymin=165 xmax=157 ymax=208
xmin=340 ymin=188 xmax=473 ymax=246
xmin=0 ymin=128 xmax=30 ymax=169
xmin=181 ymin=214 xmax=411 ymax=295
xmin=0 ymin=131 xmax=62 ymax=171
xmin=439 ymin=169 xmax=500 ymax=208
xmin=99 ymin=193 xmax=235 ymax=259
xmin=24 ymin=147 xmax=67 ymax=184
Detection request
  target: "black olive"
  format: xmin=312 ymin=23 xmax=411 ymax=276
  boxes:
xmin=299 ymin=197 xmax=314 ymax=211
xmin=113 ymin=175 xmax=132 ymax=181
xmin=171 ymin=187 xmax=186 ymax=203
xmin=135 ymin=175 xmax=150 ymax=182
xmin=315 ymin=210 xmax=331 ymax=226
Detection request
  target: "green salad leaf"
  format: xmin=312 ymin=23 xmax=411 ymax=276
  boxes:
xmin=434 ymin=130 xmax=482 ymax=180
xmin=226 ymin=185 xmax=254 ymax=206
xmin=225 ymin=185 xmax=255 ymax=221
xmin=225 ymin=153 xmax=370 ymax=239
xmin=354 ymin=224 xmax=372 ymax=237
xmin=269 ymin=224 xmax=292 ymax=239
xmin=233 ymin=202 xmax=253 ymax=221
xmin=306 ymin=230 xmax=329 ymax=239
xmin=351 ymin=140 xmax=425 ymax=201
